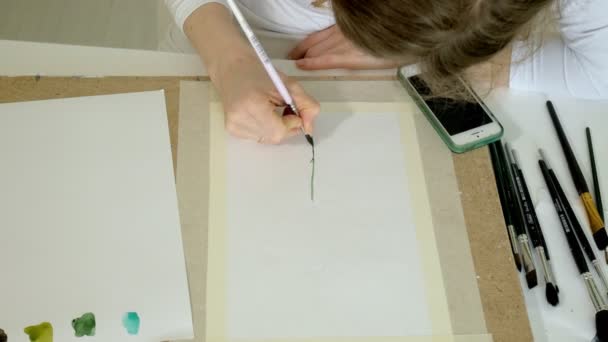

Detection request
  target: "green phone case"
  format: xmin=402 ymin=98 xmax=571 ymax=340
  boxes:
xmin=397 ymin=69 xmax=503 ymax=154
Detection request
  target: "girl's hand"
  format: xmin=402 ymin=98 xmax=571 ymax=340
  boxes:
xmin=214 ymin=51 xmax=320 ymax=144
xmin=184 ymin=3 xmax=319 ymax=144
xmin=288 ymin=25 xmax=401 ymax=70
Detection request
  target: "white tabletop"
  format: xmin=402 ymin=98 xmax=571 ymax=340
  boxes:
xmin=486 ymin=89 xmax=608 ymax=342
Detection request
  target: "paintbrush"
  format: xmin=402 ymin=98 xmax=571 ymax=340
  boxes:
xmin=586 ymin=128 xmax=607 ymax=264
xmin=489 ymin=142 xmax=522 ymax=271
xmin=225 ymin=0 xmax=315 ymax=150
xmin=539 ymin=150 xmax=608 ymax=341
xmin=541 ymin=150 xmax=608 ymax=296
xmin=511 ymin=148 xmax=558 ymax=305
xmin=546 ymin=101 xmax=607 ymax=251
xmin=505 ymin=143 xmax=537 ymax=288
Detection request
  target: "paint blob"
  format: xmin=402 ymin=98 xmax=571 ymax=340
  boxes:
xmin=23 ymin=322 xmax=53 ymax=342
xmin=122 ymin=312 xmax=140 ymax=335
xmin=72 ymin=312 xmax=96 ymax=337
xmin=0 ymin=328 xmax=7 ymax=342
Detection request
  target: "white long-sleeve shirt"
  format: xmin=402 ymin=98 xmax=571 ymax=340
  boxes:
xmin=164 ymin=0 xmax=608 ymax=99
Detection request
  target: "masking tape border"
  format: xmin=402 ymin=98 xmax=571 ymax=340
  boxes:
xmin=205 ymin=101 xmax=490 ymax=342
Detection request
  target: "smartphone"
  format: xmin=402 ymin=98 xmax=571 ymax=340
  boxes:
xmin=398 ymin=66 xmax=503 ymax=153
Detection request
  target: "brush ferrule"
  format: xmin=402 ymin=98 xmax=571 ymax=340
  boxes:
xmin=519 ymin=234 xmax=536 ymax=274
xmin=592 ymin=260 xmax=608 ymax=292
xmin=583 ymin=272 xmax=608 ymax=311
xmin=507 ymin=224 xmax=520 ymax=254
xmin=537 ymin=247 xmax=554 ymax=284
xmin=289 ymin=103 xmax=300 ymax=116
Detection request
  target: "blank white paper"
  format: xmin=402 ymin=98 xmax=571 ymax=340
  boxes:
xmin=225 ymin=112 xmax=431 ymax=338
xmin=0 ymin=92 xmax=193 ymax=341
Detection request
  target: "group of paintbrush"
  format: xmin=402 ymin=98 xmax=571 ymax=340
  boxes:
xmin=541 ymin=100 xmax=607 ymax=341
xmin=490 ymin=141 xmax=559 ymax=305
xmin=538 ymin=150 xmax=608 ymax=341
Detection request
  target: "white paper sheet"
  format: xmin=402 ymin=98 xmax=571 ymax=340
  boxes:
xmin=0 ymin=91 xmax=193 ymax=341
xmin=225 ymin=111 xmax=431 ymax=339
xmin=485 ymin=89 xmax=608 ymax=342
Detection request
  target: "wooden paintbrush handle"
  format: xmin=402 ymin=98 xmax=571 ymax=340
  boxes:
xmin=582 ymin=192 xmax=608 ymax=250
xmin=583 ymin=192 xmax=606 ymax=232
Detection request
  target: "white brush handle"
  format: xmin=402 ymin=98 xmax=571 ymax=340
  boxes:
xmin=225 ymin=0 xmax=296 ymax=110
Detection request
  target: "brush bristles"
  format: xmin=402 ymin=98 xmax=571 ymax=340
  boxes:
xmin=593 ymin=229 xmax=608 ymax=250
xmin=545 ymin=283 xmax=559 ymax=306
xmin=526 ymin=270 xmax=538 ymax=289
xmin=596 ymin=310 xmax=608 ymax=342
xmin=515 ymin=254 xmax=522 ymax=272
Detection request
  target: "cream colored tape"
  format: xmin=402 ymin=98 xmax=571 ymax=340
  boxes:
xmin=224 ymin=335 xmax=492 ymax=342
xmin=207 ymin=102 xmax=228 ymax=342
xmin=205 ymin=102 xmax=489 ymax=342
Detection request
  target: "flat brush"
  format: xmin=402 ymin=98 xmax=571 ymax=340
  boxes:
xmin=542 ymin=151 xmax=608 ymax=295
xmin=546 ymin=101 xmax=607 ymax=250
xmin=505 ymin=143 xmax=537 ymax=288
xmin=539 ymin=152 xmax=608 ymax=340
xmin=511 ymin=148 xmax=558 ymax=305
xmin=489 ymin=142 xmax=522 ymax=271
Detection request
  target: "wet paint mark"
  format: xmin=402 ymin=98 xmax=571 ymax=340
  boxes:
xmin=23 ymin=322 xmax=53 ymax=342
xmin=122 ymin=312 xmax=140 ymax=335
xmin=72 ymin=312 xmax=96 ymax=337
xmin=0 ymin=328 xmax=7 ymax=342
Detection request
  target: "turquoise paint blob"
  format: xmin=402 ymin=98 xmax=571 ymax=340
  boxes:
xmin=122 ymin=312 xmax=140 ymax=335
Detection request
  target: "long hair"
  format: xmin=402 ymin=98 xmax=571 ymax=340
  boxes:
xmin=331 ymin=0 xmax=553 ymax=95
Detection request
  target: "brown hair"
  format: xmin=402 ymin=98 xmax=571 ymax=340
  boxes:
xmin=331 ymin=0 xmax=552 ymax=95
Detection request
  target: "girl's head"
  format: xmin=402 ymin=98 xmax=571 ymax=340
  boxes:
xmin=331 ymin=0 xmax=552 ymax=91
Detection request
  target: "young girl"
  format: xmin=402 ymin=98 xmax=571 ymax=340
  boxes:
xmin=164 ymin=0 xmax=607 ymax=144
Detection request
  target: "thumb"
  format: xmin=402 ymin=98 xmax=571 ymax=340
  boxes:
xmin=287 ymin=82 xmax=320 ymax=134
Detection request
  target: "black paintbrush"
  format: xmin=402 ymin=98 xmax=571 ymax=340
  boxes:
xmin=586 ymin=128 xmax=607 ymax=264
xmin=539 ymin=150 xmax=608 ymax=340
xmin=542 ymin=151 xmax=608 ymax=296
xmin=490 ymin=142 xmax=522 ymax=271
xmin=547 ymin=101 xmax=607 ymax=250
xmin=505 ymin=143 xmax=537 ymax=288
xmin=587 ymin=128 xmax=605 ymax=222
xmin=511 ymin=148 xmax=558 ymax=305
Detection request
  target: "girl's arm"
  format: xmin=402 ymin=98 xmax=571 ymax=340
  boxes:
xmin=165 ymin=1 xmax=251 ymax=77
xmin=164 ymin=0 xmax=320 ymax=143
xmin=509 ymin=0 xmax=608 ymax=99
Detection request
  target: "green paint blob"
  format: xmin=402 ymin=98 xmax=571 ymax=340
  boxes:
xmin=71 ymin=312 xmax=96 ymax=337
xmin=122 ymin=312 xmax=140 ymax=335
xmin=0 ymin=328 xmax=7 ymax=342
xmin=23 ymin=322 xmax=53 ymax=342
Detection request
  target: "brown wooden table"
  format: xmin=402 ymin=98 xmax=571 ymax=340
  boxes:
xmin=0 ymin=76 xmax=532 ymax=342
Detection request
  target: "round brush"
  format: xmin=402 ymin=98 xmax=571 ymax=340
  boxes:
xmin=511 ymin=148 xmax=557 ymax=304
xmin=546 ymin=101 xmax=607 ymax=250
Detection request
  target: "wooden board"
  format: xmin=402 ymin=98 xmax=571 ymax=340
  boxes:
xmin=0 ymin=76 xmax=533 ymax=342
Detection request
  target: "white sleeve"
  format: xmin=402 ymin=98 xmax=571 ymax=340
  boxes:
xmin=164 ymin=0 xmax=228 ymax=32
xmin=509 ymin=0 xmax=608 ymax=99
